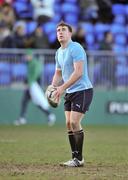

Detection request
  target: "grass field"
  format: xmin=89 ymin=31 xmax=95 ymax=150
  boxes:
xmin=0 ymin=125 xmax=128 ymax=180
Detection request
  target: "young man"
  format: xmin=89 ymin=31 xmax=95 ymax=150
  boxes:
xmin=51 ymin=22 xmax=93 ymax=167
xmin=14 ymin=49 xmax=56 ymax=126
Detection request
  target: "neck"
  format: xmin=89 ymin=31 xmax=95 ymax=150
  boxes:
xmin=60 ymin=39 xmax=71 ymax=49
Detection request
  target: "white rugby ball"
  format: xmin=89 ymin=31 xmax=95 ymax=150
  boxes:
xmin=45 ymin=85 xmax=60 ymax=108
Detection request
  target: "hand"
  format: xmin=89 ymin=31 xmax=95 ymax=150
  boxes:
xmin=55 ymin=85 xmax=65 ymax=100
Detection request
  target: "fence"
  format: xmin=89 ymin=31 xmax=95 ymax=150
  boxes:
xmin=88 ymin=50 xmax=128 ymax=90
xmin=0 ymin=49 xmax=128 ymax=90
xmin=0 ymin=49 xmax=128 ymax=124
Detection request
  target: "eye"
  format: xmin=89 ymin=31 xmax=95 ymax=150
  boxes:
xmin=62 ymin=28 xmax=66 ymax=31
xmin=57 ymin=28 xmax=60 ymax=32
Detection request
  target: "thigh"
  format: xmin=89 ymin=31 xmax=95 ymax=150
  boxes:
xmin=64 ymin=93 xmax=71 ymax=111
xmin=71 ymin=89 xmax=93 ymax=113
xmin=70 ymin=111 xmax=84 ymax=124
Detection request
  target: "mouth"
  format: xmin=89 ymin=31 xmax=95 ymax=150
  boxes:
xmin=59 ymin=36 xmax=63 ymax=39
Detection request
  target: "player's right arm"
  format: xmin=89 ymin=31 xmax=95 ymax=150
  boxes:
xmin=52 ymin=68 xmax=62 ymax=87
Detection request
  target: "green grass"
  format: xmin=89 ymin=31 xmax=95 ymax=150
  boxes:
xmin=0 ymin=125 xmax=128 ymax=180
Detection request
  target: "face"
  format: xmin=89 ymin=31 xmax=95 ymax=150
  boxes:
xmin=16 ymin=26 xmax=25 ymax=36
xmin=106 ymin=33 xmax=113 ymax=43
xmin=56 ymin=26 xmax=72 ymax=43
xmin=35 ymin=27 xmax=42 ymax=36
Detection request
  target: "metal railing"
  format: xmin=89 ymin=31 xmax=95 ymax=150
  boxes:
xmin=87 ymin=50 xmax=128 ymax=90
xmin=0 ymin=49 xmax=128 ymax=90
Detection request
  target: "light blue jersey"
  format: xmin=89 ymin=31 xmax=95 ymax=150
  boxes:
xmin=55 ymin=40 xmax=93 ymax=93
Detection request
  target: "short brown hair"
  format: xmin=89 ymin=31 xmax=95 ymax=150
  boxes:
xmin=57 ymin=21 xmax=72 ymax=32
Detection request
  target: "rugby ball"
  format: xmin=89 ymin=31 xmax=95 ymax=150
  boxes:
xmin=45 ymin=85 xmax=59 ymax=108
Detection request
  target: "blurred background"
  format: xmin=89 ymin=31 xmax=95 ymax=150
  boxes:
xmin=0 ymin=0 xmax=128 ymax=125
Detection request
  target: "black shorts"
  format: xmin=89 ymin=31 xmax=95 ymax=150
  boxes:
xmin=64 ymin=88 xmax=93 ymax=114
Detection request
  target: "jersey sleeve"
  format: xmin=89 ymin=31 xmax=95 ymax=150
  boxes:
xmin=55 ymin=51 xmax=61 ymax=70
xmin=71 ymin=43 xmax=86 ymax=62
